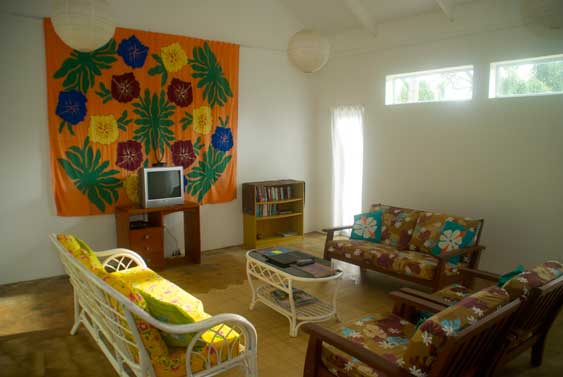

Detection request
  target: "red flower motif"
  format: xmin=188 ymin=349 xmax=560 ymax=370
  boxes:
xmin=171 ymin=140 xmax=196 ymax=169
xmin=111 ymin=72 xmax=140 ymax=103
xmin=167 ymin=78 xmax=193 ymax=107
xmin=116 ymin=140 xmax=143 ymax=171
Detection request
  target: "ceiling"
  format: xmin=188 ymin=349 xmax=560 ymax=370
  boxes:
xmin=278 ymin=0 xmax=477 ymax=35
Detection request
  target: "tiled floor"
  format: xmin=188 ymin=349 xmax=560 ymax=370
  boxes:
xmin=0 ymin=232 xmax=561 ymax=376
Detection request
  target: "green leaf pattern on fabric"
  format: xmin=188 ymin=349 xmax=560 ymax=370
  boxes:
xmin=189 ymin=42 xmax=233 ymax=108
xmin=132 ymin=89 xmax=176 ymax=161
xmin=187 ymin=146 xmax=232 ymax=202
xmin=57 ymin=137 xmax=122 ymax=212
xmin=54 ymin=39 xmax=117 ymax=94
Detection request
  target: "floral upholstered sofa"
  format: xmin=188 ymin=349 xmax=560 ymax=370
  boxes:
xmin=51 ymin=234 xmax=257 ymax=377
xmin=323 ymin=204 xmax=484 ymax=291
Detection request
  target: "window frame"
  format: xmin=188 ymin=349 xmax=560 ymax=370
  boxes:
xmin=489 ymin=53 xmax=563 ymax=99
xmin=385 ymin=65 xmax=474 ymax=106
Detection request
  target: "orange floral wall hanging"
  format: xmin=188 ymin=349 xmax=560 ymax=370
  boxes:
xmin=44 ymin=19 xmax=239 ymax=216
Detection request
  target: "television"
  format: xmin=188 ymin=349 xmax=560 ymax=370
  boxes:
xmin=138 ymin=166 xmax=185 ymax=208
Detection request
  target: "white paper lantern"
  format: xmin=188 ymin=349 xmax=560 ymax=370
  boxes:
xmin=288 ymin=30 xmax=330 ymax=73
xmin=52 ymin=0 xmax=116 ymax=52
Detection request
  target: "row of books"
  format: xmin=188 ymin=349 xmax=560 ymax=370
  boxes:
xmin=255 ymin=204 xmax=293 ymax=217
xmin=271 ymin=288 xmax=317 ymax=310
xmin=255 ymin=186 xmax=294 ymax=202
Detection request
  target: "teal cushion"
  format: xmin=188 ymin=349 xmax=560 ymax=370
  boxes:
xmin=350 ymin=210 xmax=383 ymax=242
xmin=431 ymin=220 xmax=476 ymax=265
xmin=498 ymin=265 xmax=525 ymax=287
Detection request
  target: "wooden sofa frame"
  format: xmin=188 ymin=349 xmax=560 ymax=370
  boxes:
xmin=323 ymin=204 xmax=485 ymax=291
xmin=399 ymin=267 xmax=563 ymax=376
xmin=303 ymin=290 xmax=521 ymax=377
xmin=50 ymin=234 xmax=258 ymax=377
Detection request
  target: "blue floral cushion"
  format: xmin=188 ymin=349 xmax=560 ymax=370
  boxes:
xmin=431 ymin=220 xmax=476 ymax=264
xmin=350 ymin=210 xmax=383 ymax=242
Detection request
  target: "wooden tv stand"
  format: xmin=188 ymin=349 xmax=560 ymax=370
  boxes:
xmin=115 ymin=201 xmax=201 ymax=269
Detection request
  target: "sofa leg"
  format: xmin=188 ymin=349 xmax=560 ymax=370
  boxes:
xmin=70 ymin=290 xmax=82 ymax=336
xmin=531 ymin=334 xmax=547 ymax=367
xmin=303 ymin=335 xmax=322 ymax=377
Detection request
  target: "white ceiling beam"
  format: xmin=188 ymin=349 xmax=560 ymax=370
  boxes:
xmin=435 ymin=0 xmax=455 ymax=21
xmin=342 ymin=0 xmax=377 ymax=35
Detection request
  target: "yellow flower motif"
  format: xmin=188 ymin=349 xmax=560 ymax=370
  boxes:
xmin=124 ymin=174 xmax=139 ymax=204
xmin=89 ymin=115 xmax=119 ymax=145
xmin=161 ymin=42 xmax=187 ymax=73
xmin=193 ymin=106 xmax=212 ymax=135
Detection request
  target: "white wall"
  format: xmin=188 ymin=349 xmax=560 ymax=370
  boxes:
xmin=0 ymin=0 xmax=315 ymax=284
xmin=311 ymin=1 xmax=563 ymax=273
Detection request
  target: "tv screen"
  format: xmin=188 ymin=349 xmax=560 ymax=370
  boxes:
xmin=147 ymin=170 xmax=182 ymax=200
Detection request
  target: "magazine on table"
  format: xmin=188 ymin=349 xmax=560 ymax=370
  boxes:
xmin=271 ymin=288 xmax=317 ymax=309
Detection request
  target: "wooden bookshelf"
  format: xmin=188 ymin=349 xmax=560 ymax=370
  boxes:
xmin=242 ymin=180 xmax=305 ymax=248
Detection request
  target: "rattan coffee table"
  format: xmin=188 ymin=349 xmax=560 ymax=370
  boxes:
xmin=246 ymin=248 xmax=343 ymax=337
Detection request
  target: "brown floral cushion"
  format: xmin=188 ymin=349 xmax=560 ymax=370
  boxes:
xmin=433 ymin=284 xmax=475 ymax=306
xmin=403 ymin=286 xmax=510 ymax=376
xmin=502 ymin=260 xmax=563 ymax=300
xmin=326 ymin=240 xmax=464 ymax=281
xmin=321 ymin=312 xmax=415 ymax=377
xmin=408 ymin=212 xmax=482 ymax=254
xmin=369 ymin=206 xmax=420 ymax=251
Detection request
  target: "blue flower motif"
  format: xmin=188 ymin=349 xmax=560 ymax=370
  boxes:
xmin=211 ymin=126 xmax=234 ymax=152
xmin=386 ymin=337 xmax=409 ymax=346
xmin=55 ymin=90 xmax=87 ymax=125
xmin=117 ymin=35 xmax=149 ymax=68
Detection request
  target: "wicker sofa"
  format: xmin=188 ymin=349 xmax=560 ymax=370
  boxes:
xmin=323 ymin=204 xmax=485 ymax=291
xmin=50 ymin=234 xmax=257 ymax=377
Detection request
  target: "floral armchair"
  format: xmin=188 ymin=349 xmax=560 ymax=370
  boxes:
xmin=303 ymin=286 xmax=521 ymax=377
xmin=398 ymin=260 xmax=563 ymax=375
xmin=324 ymin=204 xmax=485 ymax=291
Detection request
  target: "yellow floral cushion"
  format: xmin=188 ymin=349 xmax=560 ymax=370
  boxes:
xmin=99 ymin=272 xmax=170 ymax=365
xmin=321 ymin=312 xmax=416 ymax=377
xmin=57 ymin=234 xmax=105 ymax=273
xmin=111 ymin=267 xmax=241 ymax=376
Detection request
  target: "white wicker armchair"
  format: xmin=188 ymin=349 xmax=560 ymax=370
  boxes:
xmin=50 ymin=234 xmax=258 ymax=377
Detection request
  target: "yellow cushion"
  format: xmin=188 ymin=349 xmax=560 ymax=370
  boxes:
xmin=99 ymin=272 xmax=170 ymax=364
xmin=111 ymin=267 xmax=241 ymax=376
xmin=111 ymin=267 xmax=208 ymax=347
xmin=57 ymin=234 xmax=105 ymax=274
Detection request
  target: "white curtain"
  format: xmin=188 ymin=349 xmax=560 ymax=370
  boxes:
xmin=331 ymin=105 xmax=364 ymax=227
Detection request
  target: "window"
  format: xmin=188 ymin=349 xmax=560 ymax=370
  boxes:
xmin=385 ymin=65 xmax=474 ymax=105
xmin=489 ymin=54 xmax=563 ymax=98
xmin=331 ymin=105 xmax=364 ymax=227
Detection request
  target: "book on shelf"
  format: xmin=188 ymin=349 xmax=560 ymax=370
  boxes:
xmin=255 ymin=186 xmax=293 ymax=202
xmin=271 ymin=288 xmax=317 ymax=309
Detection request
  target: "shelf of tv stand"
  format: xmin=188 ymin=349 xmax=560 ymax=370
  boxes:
xmin=115 ymin=201 xmax=201 ymax=269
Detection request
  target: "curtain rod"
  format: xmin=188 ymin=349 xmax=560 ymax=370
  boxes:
xmin=1 ymin=10 xmax=287 ymax=53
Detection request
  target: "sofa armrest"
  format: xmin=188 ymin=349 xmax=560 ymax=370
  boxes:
xmin=397 ymin=287 xmax=452 ymax=307
xmin=390 ymin=290 xmax=447 ymax=322
xmin=459 ymin=267 xmax=500 ymax=283
xmin=302 ymin=323 xmax=412 ymax=377
xmin=323 ymin=225 xmax=353 ymax=259
xmin=433 ymin=245 xmax=486 ymax=261
xmin=322 ymin=225 xmax=353 ymax=233
xmin=96 ymin=248 xmax=148 ymax=270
